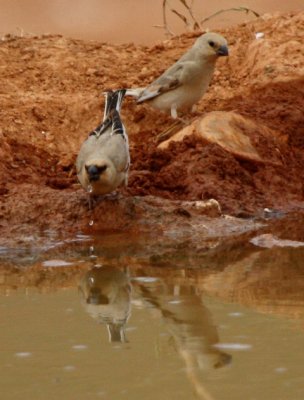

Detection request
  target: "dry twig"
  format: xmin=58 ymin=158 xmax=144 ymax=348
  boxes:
xmin=153 ymin=0 xmax=175 ymax=37
xmin=200 ymin=6 xmax=260 ymax=25
xmin=178 ymin=0 xmax=202 ymax=30
xmin=153 ymin=1 xmax=260 ymax=37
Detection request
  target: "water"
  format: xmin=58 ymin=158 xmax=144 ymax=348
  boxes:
xmin=1 ymin=220 xmax=304 ymax=400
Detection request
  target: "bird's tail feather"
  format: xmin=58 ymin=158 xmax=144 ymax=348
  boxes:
xmin=103 ymin=89 xmax=126 ymax=121
xmin=106 ymin=89 xmax=126 ymax=137
xmin=90 ymin=89 xmax=126 ymax=138
xmin=125 ymin=88 xmax=144 ymax=98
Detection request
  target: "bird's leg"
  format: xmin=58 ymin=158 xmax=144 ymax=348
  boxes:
xmin=190 ymin=104 xmax=205 ymax=119
xmin=191 ymin=104 xmax=197 ymax=113
xmin=88 ymin=193 xmax=94 ymax=210
xmin=157 ymin=106 xmax=196 ymax=143
xmin=88 ymin=192 xmax=121 ymax=208
xmin=170 ymin=104 xmax=178 ymax=119
xmin=171 ymin=104 xmax=192 ymax=123
xmin=170 ymin=104 xmax=193 ymax=125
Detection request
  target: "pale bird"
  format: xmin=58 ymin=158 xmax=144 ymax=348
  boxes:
xmin=79 ymin=267 xmax=132 ymax=343
xmin=126 ymin=32 xmax=228 ymax=118
xmin=76 ymin=89 xmax=130 ymax=196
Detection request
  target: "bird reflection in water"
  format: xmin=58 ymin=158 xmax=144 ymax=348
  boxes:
xmin=134 ymin=279 xmax=232 ymax=399
xmin=79 ymin=266 xmax=131 ymax=343
xmin=79 ymin=267 xmax=231 ymax=399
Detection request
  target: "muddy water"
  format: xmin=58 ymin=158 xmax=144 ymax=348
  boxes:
xmin=1 ymin=0 xmax=304 ymax=43
xmin=1 ymin=215 xmax=304 ymax=400
xmin=1 ymin=286 xmax=303 ymax=400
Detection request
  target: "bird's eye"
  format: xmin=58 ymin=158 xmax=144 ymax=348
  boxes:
xmin=208 ymin=40 xmax=215 ymax=48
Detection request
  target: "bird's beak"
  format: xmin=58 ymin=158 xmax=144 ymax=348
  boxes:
xmin=85 ymin=164 xmax=107 ymax=182
xmin=217 ymin=45 xmax=229 ymax=56
xmin=86 ymin=166 xmax=100 ymax=182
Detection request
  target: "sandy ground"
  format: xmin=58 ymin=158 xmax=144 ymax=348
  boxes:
xmin=0 ymin=11 xmax=304 ymax=244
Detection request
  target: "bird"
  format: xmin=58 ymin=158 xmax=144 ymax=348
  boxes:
xmin=79 ymin=266 xmax=132 ymax=343
xmin=76 ymin=89 xmax=130 ymax=196
xmin=126 ymin=32 xmax=228 ymax=119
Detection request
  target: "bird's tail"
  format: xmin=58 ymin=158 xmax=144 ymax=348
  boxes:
xmin=103 ymin=89 xmax=126 ymax=121
xmin=90 ymin=89 xmax=126 ymax=138
xmin=125 ymin=88 xmax=144 ymax=99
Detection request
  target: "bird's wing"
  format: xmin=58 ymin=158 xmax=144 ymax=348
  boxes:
xmin=137 ymin=61 xmax=197 ymax=103
xmin=106 ymin=134 xmax=130 ymax=173
xmin=137 ymin=64 xmax=183 ymax=103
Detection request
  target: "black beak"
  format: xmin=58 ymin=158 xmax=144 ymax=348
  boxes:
xmin=86 ymin=165 xmax=100 ymax=182
xmin=217 ymin=45 xmax=229 ymax=56
xmin=86 ymin=165 xmax=107 ymax=182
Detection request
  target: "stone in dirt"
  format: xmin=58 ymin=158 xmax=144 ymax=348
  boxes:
xmin=158 ymin=111 xmax=283 ymax=166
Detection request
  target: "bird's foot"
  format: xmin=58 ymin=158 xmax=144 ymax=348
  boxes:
xmin=103 ymin=191 xmax=122 ymax=201
xmin=176 ymin=116 xmax=192 ymax=125
xmin=88 ymin=194 xmax=97 ymax=210
xmin=87 ymin=191 xmax=121 ymax=209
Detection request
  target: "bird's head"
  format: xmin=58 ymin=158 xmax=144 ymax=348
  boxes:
xmin=195 ymin=32 xmax=229 ymax=59
xmin=85 ymin=163 xmax=108 ymax=182
xmin=83 ymin=158 xmax=115 ymax=194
